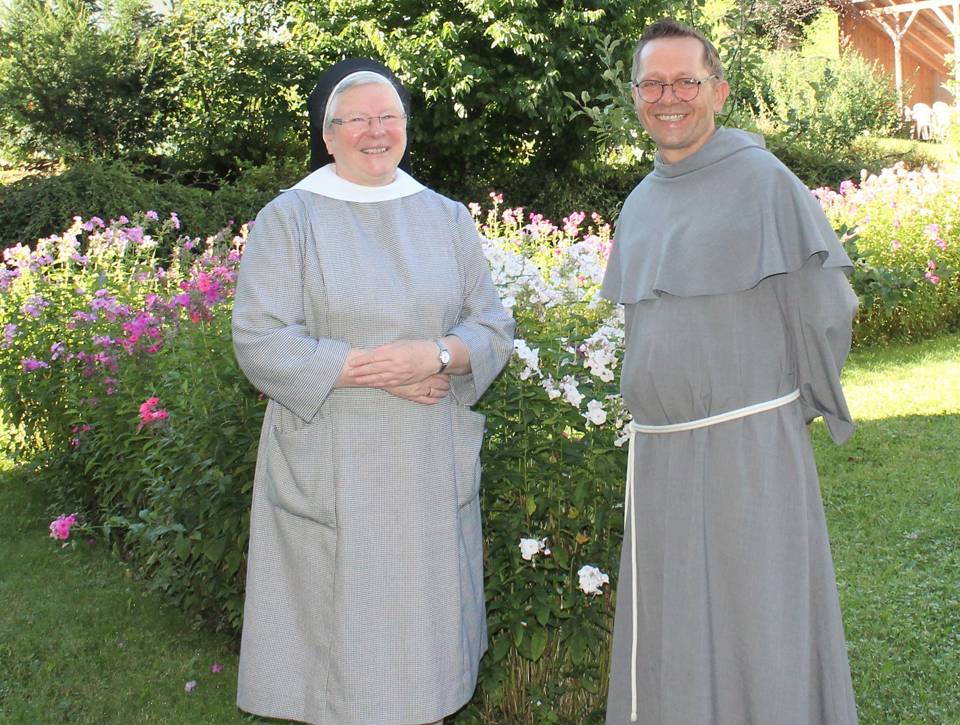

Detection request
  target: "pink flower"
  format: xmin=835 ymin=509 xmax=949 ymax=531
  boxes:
xmin=138 ymin=397 xmax=168 ymax=430
xmin=891 ymin=240 xmax=901 ymax=250
xmin=211 ymin=663 xmax=223 ymax=674
xmin=488 ymin=192 xmax=503 ymax=204
xmin=49 ymin=513 xmax=77 ymax=540
xmin=184 ymin=680 xmax=197 ymax=693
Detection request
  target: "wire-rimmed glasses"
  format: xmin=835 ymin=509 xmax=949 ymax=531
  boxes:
xmin=634 ymin=75 xmax=717 ymax=103
xmin=330 ymin=114 xmax=408 ymax=132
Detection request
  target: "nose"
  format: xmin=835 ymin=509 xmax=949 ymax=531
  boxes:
xmin=366 ymin=117 xmax=387 ymax=135
xmin=660 ymin=84 xmax=682 ymax=104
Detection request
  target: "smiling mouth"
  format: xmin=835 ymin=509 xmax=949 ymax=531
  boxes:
xmin=656 ymin=114 xmax=686 ymax=122
xmin=362 ymin=147 xmax=388 ymax=154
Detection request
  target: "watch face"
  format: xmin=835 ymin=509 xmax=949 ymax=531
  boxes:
xmin=440 ymin=349 xmax=452 ymax=364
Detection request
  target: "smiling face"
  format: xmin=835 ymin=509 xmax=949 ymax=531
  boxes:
xmin=632 ymin=36 xmax=729 ymax=165
xmin=322 ymin=82 xmax=407 ymax=187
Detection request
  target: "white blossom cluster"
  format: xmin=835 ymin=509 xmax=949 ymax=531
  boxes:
xmin=577 ymin=565 xmax=610 ymax=595
xmin=518 ymin=537 xmax=550 ymax=566
xmin=482 ymin=239 xmax=558 ymax=311
xmin=579 ymin=321 xmax=623 ymax=383
xmin=513 ymin=339 xmax=542 ymax=381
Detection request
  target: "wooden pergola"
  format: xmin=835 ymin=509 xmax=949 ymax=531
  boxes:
xmin=833 ymin=0 xmax=960 ymax=107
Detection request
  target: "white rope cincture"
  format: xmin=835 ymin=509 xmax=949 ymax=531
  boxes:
xmin=622 ymin=388 xmax=800 ymax=723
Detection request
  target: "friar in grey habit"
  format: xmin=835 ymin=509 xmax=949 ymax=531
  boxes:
xmin=599 ymin=19 xmax=860 ymax=725
xmin=232 ymin=59 xmax=514 ymax=725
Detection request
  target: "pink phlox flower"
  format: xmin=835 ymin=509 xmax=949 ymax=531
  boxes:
xmin=49 ymin=513 xmax=77 ymax=540
xmin=935 ymin=239 xmax=947 ymax=249
xmin=489 ymin=192 xmax=503 ymax=204
xmin=118 ymin=215 xmax=130 ymax=224
xmin=50 ymin=342 xmax=65 ymax=360
xmin=468 ymin=202 xmax=482 ymax=217
xmin=891 ymin=240 xmax=902 ymax=250
xmin=170 ymin=212 xmax=181 ymax=230
xmin=138 ymin=397 xmax=168 ymax=430
xmin=145 ymin=210 xmax=159 ymax=221
xmin=4 ymin=323 xmax=19 ymax=344
xmin=72 ymin=311 xmax=97 ymax=324
xmin=211 ymin=663 xmax=223 ymax=674
xmin=563 ymin=211 xmax=586 ymax=235
xmin=21 ymin=356 xmax=49 ymax=371
xmin=21 ymin=295 xmax=50 ymax=318
xmin=924 ymin=223 xmax=941 ymax=239
xmin=928 ymin=260 xmax=937 ymax=270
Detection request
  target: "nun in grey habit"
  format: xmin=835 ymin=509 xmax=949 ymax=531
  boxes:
xmin=600 ymin=127 xmax=860 ymax=724
xmin=232 ymin=58 xmax=514 ymax=725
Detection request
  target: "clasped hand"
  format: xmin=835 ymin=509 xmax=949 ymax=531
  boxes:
xmin=348 ymin=340 xmax=448 ymax=405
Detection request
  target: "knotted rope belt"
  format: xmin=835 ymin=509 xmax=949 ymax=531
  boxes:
xmin=622 ymin=388 xmax=801 ymax=723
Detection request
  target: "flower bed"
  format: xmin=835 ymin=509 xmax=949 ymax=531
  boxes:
xmin=815 ymin=163 xmax=960 ymax=344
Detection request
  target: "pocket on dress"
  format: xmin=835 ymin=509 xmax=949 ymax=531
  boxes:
xmin=452 ymin=405 xmax=486 ymax=509
xmin=265 ymin=417 xmax=337 ymax=526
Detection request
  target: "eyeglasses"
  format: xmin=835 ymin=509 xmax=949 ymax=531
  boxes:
xmin=330 ymin=114 xmax=407 ymax=132
xmin=634 ymin=75 xmax=717 ymax=103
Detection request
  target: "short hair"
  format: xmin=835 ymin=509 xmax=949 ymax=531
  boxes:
xmin=323 ymin=71 xmax=405 ymax=131
xmin=631 ymin=18 xmax=724 ymax=84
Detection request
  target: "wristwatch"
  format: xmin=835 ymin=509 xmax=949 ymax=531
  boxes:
xmin=436 ymin=340 xmax=451 ymax=374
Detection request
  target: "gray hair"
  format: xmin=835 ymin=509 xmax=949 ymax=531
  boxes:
xmin=631 ymin=18 xmax=724 ymax=84
xmin=322 ymin=71 xmax=405 ymax=130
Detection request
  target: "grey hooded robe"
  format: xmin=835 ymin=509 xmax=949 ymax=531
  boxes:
xmin=600 ymin=128 xmax=860 ymax=724
xmin=232 ymin=176 xmax=514 ymax=725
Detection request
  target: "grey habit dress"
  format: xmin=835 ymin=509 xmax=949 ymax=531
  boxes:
xmin=600 ymin=128 xmax=860 ymax=725
xmin=232 ymin=165 xmax=514 ymax=725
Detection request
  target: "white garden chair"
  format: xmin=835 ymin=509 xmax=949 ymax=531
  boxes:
xmin=932 ymin=101 xmax=952 ymax=142
xmin=911 ymin=103 xmax=934 ymax=141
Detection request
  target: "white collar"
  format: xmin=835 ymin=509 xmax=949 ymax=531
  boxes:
xmin=287 ymin=164 xmax=425 ymax=202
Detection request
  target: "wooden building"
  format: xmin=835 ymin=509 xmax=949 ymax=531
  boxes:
xmin=834 ymin=0 xmax=960 ymax=106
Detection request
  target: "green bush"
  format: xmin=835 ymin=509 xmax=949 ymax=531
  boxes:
xmin=752 ymin=50 xmax=903 ymax=150
xmin=0 ymin=0 xmax=175 ymax=163
xmin=0 ymin=160 xmax=304 ymax=250
xmin=770 ymin=136 xmax=943 ymax=190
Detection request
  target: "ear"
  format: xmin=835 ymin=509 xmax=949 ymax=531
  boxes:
xmin=323 ymin=129 xmax=334 ymax=156
xmin=713 ymin=79 xmax=730 ymax=114
xmin=631 ymin=85 xmax=642 ymax=116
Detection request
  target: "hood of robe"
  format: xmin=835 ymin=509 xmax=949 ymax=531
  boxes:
xmin=600 ymin=126 xmax=853 ymax=304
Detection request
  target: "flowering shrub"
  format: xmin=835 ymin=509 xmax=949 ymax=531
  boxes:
xmin=815 ymin=164 xmax=960 ymax=344
xmin=470 ymin=196 xmax=625 ymax=723
xmin=0 ymin=212 xmax=263 ymax=631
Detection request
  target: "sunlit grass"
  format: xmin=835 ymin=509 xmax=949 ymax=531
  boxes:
xmin=817 ymin=332 xmax=960 ymax=724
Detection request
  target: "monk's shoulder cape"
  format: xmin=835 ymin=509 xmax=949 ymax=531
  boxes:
xmin=600 ymin=127 xmax=852 ymax=304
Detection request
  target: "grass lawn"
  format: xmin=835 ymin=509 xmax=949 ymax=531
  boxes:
xmin=1 ymin=334 xmax=958 ymax=724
